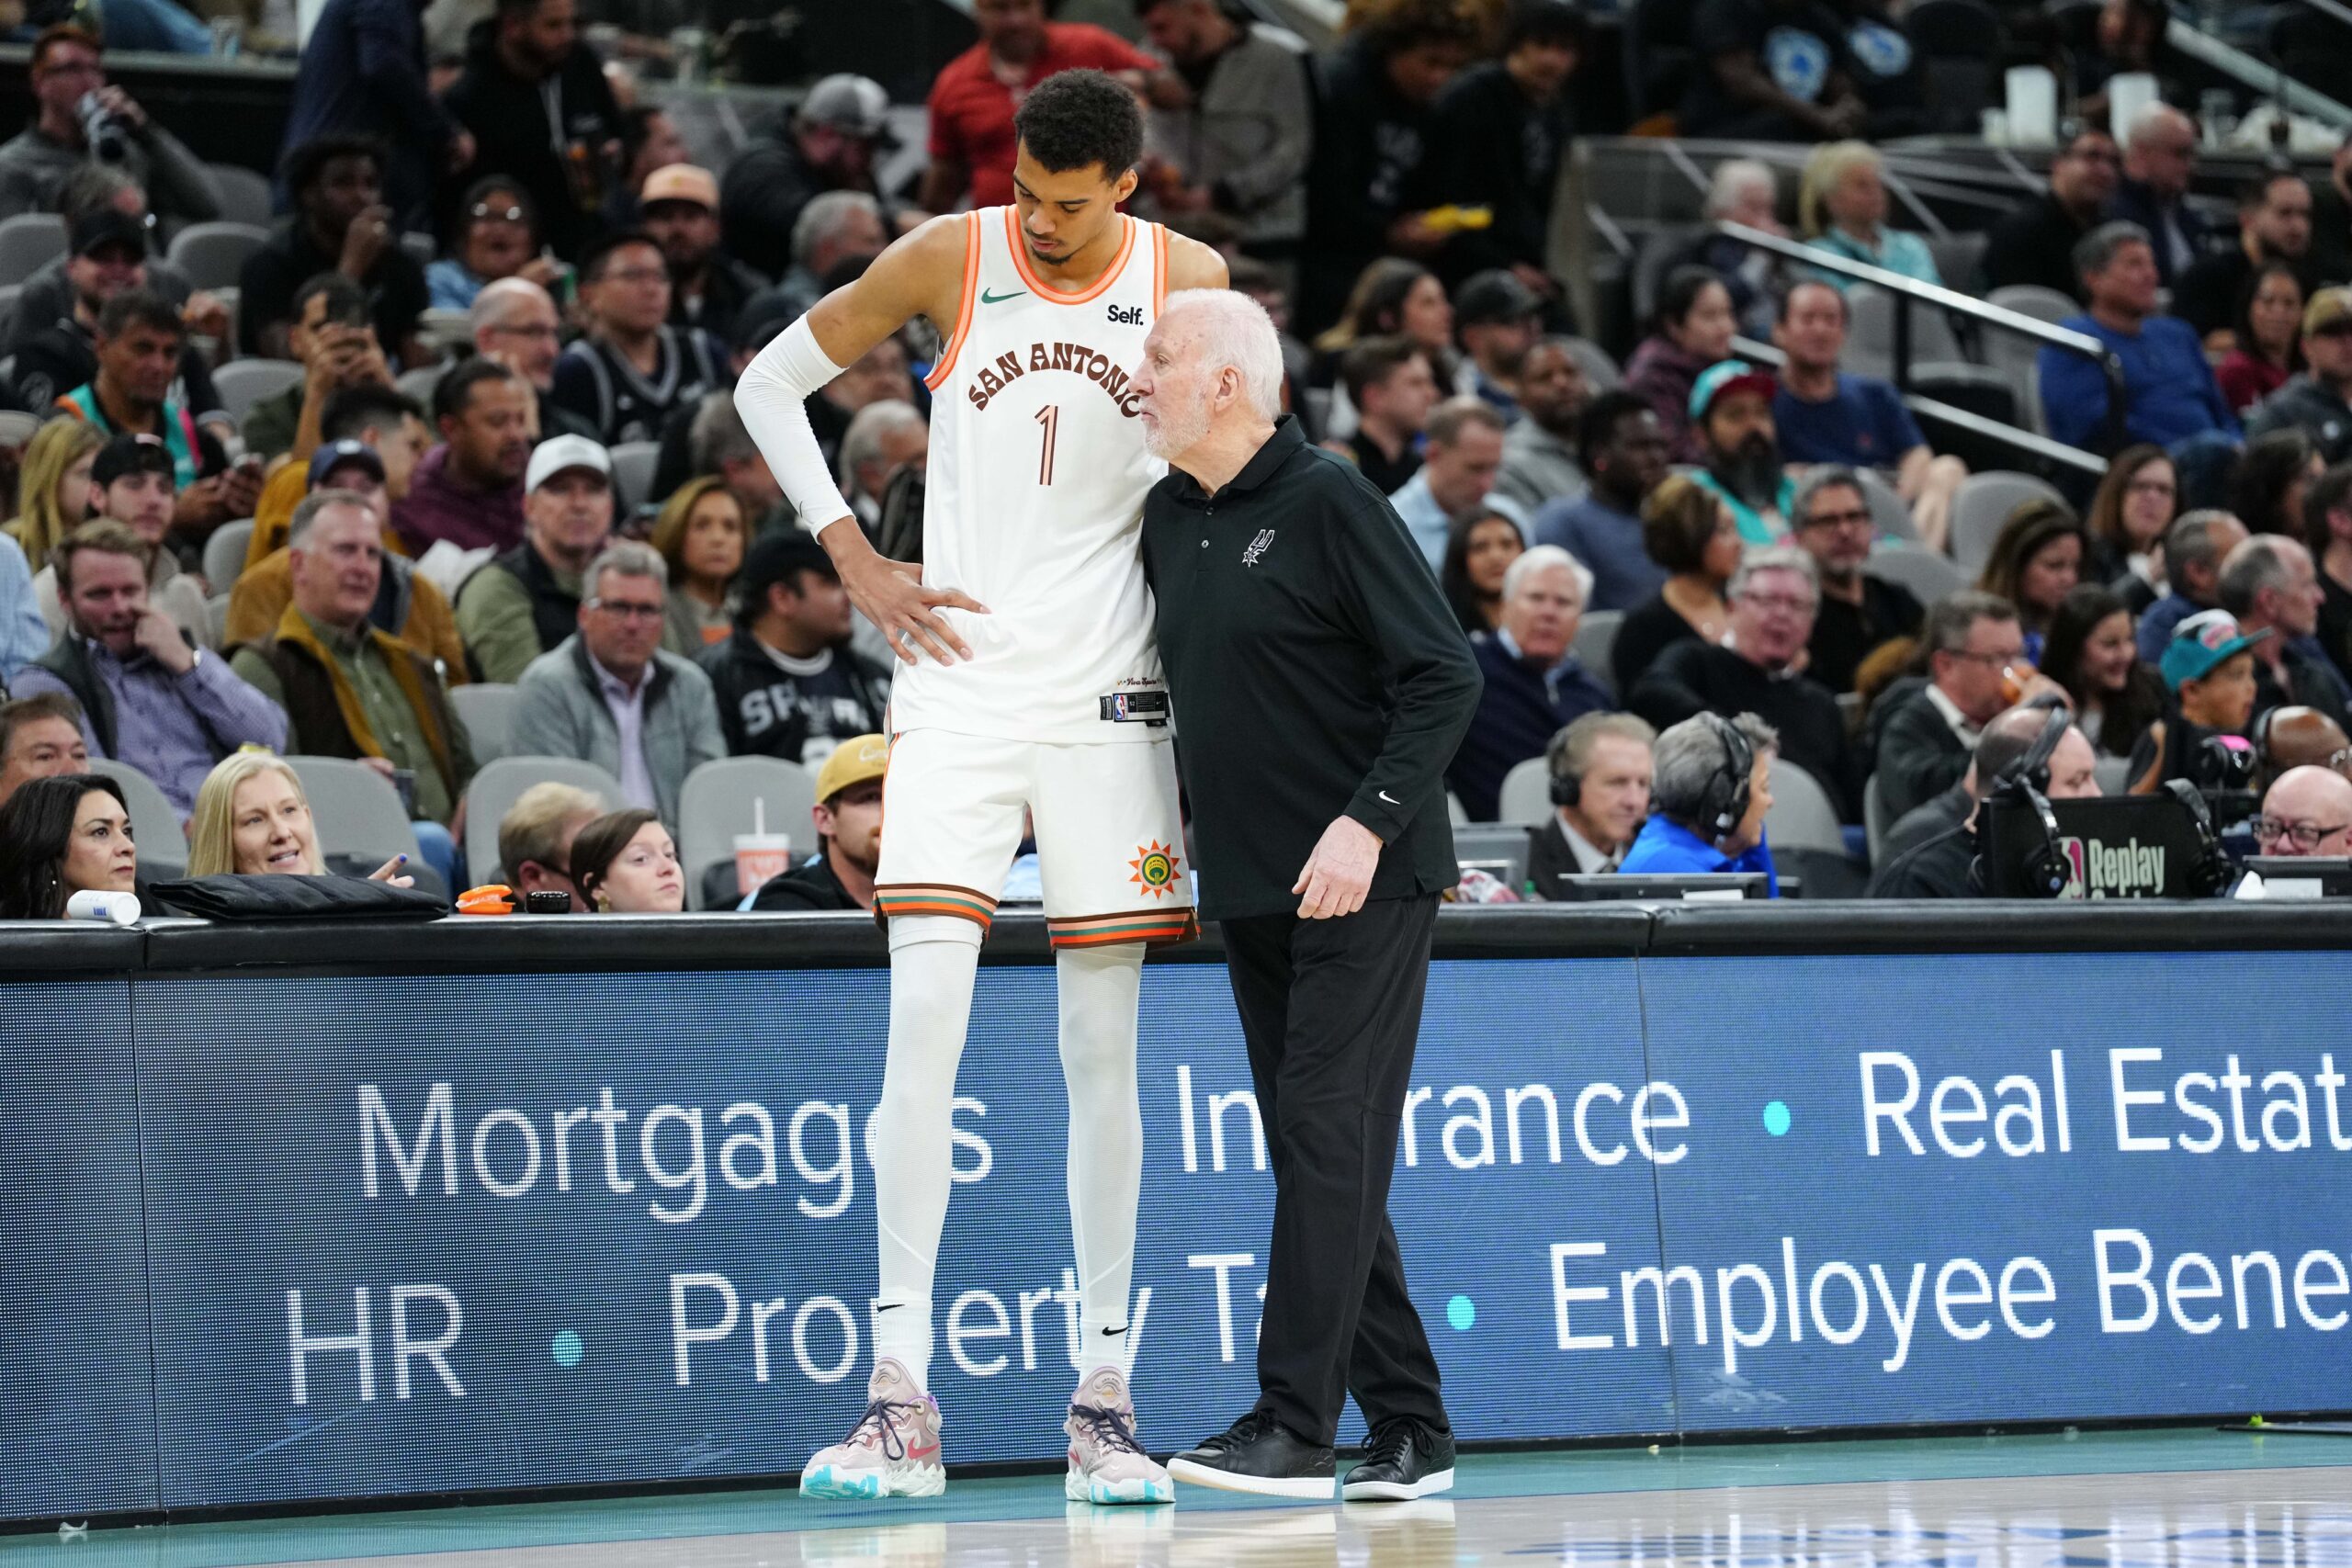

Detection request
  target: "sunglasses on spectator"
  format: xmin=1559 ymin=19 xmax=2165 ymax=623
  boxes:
xmin=2252 ymin=817 xmax=2352 ymax=850
xmin=471 ymin=202 xmax=527 ymax=223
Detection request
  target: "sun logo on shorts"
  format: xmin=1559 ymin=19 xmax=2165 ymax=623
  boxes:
xmin=1129 ymin=840 xmax=1181 ymax=899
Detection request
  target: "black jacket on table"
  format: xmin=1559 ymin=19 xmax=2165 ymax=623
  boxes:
xmin=442 ymin=22 xmax=623 ymax=261
xmin=1630 ymin=639 xmax=1862 ymax=820
xmin=1141 ymin=415 xmax=1482 ymax=920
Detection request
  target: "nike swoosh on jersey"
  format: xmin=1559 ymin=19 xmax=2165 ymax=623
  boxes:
xmin=1379 ymin=791 xmax=1401 ymax=805
xmin=979 ymin=288 xmax=1024 ymax=304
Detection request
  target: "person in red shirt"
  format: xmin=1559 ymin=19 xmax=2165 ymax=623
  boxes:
xmin=922 ymin=0 xmax=1169 ymax=212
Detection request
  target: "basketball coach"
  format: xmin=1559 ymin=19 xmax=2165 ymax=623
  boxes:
xmin=1133 ymin=289 xmax=1481 ymax=1504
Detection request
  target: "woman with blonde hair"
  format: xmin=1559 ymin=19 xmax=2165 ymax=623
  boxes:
xmin=1798 ymin=141 xmax=1939 ymax=289
xmin=648 ymin=476 xmax=746 ymax=654
xmin=6 ymin=417 xmax=101 ymax=575
xmin=187 ymin=751 xmax=413 ymax=884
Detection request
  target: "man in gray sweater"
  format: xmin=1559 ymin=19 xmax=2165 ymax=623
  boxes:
xmin=511 ymin=540 xmax=726 ymax=830
xmin=0 ymin=27 xmax=220 ymax=224
xmin=1135 ymin=0 xmax=1310 ymax=257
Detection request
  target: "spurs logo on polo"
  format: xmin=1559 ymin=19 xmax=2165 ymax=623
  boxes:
xmin=1242 ymin=529 xmax=1275 ymax=566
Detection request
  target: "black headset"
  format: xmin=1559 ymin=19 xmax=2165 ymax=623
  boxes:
xmin=1548 ymin=728 xmax=1583 ymax=807
xmin=2163 ymin=778 xmax=2234 ymax=897
xmin=1975 ymin=706 xmax=2074 ymax=897
xmin=1697 ymin=713 xmax=1755 ymax=842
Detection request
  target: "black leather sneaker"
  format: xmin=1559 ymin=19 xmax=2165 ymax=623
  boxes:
xmin=1342 ymin=1418 xmax=1456 ymax=1500
xmin=1168 ymin=1409 xmax=1337 ymax=1499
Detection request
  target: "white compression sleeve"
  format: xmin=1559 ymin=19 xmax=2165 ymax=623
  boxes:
xmin=732 ymin=315 xmax=857 ymax=536
xmin=869 ymin=915 xmax=985 ymax=1389
xmin=1057 ymin=942 xmax=1146 ymax=1378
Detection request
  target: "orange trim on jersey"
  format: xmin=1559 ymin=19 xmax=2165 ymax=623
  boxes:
xmin=1004 ymin=209 xmax=1136 ymax=306
xmin=1046 ymin=908 xmax=1199 ymax=949
xmin=1151 ymin=222 xmax=1169 ymax=316
xmin=923 ymin=213 xmax=985 ymax=391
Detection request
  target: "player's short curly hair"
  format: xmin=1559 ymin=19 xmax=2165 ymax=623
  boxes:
xmin=1012 ymin=69 xmax=1144 ymax=180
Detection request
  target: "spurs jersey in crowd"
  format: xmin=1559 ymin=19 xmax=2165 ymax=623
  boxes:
xmin=896 ymin=207 xmax=1171 ymax=742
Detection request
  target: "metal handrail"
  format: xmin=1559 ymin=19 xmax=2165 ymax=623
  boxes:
xmin=1715 ymin=220 xmax=2128 ymax=452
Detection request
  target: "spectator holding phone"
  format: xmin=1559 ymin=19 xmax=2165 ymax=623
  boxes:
xmin=570 ymin=807 xmax=686 ymax=913
xmin=242 ymin=273 xmax=394 ymax=465
xmin=185 ymin=751 xmax=414 ymax=884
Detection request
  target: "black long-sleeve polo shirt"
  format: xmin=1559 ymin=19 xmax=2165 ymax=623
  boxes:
xmin=1141 ymin=415 xmax=1483 ymax=921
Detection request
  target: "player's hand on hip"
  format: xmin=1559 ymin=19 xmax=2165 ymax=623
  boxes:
xmin=1293 ymin=815 xmax=1382 ymax=919
xmin=840 ymin=551 xmax=989 ymax=665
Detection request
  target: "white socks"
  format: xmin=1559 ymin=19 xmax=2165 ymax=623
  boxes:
xmin=1057 ymin=942 xmax=1147 ymax=1374
xmin=867 ymin=925 xmax=1148 ymax=1393
xmin=871 ymin=919 xmax=981 ymax=1386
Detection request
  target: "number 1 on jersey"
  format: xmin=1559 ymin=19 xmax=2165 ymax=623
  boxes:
xmin=1035 ymin=403 xmax=1059 ymax=486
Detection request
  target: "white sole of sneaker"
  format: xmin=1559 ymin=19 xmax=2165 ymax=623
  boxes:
xmin=1341 ymin=1466 xmax=1454 ymax=1502
xmin=1167 ymin=1456 xmax=1335 ymax=1499
xmin=798 ymin=1463 xmax=947 ymax=1501
xmin=1065 ymin=1470 xmax=1176 ymax=1506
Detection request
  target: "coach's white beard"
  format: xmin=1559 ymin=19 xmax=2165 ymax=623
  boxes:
xmin=1142 ymin=386 xmax=1211 ymax=462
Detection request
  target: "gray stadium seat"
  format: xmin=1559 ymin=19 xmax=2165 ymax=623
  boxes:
xmin=1575 ymin=609 xmax=1623 ymax=695
xmin=1764 ymin=759 xmax=1845 ymax=855
xmin=166 ymin=221 xmax=272 ymax=291
xmin=88 ymin=758 xmax=186 ymax=879
xmin=1984 ymin=287 xmax=2078 ymax=434
xmin=1561 ymin=335 xmax=1623 ymax=393
xmin=448 ymin=682 xmax=518 ymax=765
xmin=1951 ymin=470 xmax=2066 ymax=575
xmin=419 ymin=308 xmax=472 ymax=355
xmin=1867 ymin=540 xmax=1969 ymax=605
xmin=203 ymin=518 xmax=255 ymax=591
xmin=2095 ymin=753 xmax=2131 ymax=795
xmin=1447 ymin=792 xmax=1467 ymax=826
xmin=609 ymin=440 xmax=662 ymax=513
xmin=1843 ymin=285 xmax=1965 ymax=380
xmin=397 ymin=363 xmax=447 ymax=407
xmin=464 ymin=756 xmax=624 ymax=886
xmin=1498 ymin=756 xmax=1552 ymax=825
xmin=204 ymin=592 xmax=229 ymax=651
xmin=0 ymin=406 xmax=37 ymax=447
xmin=283 ymin=755 xmax=424 ymax=875
xmin=204 ymin=163 xmax=274 ymax=228
xmin=0 ymin=213 xmax=65 ymax=285
xmin=676 ymin=755 xmax=819 ymax=909
xmin=210 ymin=359 xmax=303 ymax=423
xmin=1843 ymin=466 xmax=1916 ymax=541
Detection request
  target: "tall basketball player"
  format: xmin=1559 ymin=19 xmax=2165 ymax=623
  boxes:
xmin=733 ymin=71 xmax=1227 ymax=1505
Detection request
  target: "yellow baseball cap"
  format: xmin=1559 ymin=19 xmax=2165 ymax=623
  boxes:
xmin=641 ymin=164 xmax=718 ymax=210
xmin=814 ymin=735 xmax=888 ymax=804
xmin=2307 ymin=287 xmax=2352 ymax=337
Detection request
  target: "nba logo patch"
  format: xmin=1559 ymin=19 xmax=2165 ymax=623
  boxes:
xmin=1129 ymin=840 xmax=1181 ymax=898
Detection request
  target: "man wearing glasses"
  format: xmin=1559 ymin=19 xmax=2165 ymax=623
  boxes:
xmin=1630 ymin=544 xmax=1865 ymax=821
xmin=511 ymin=535 xmax=724 ymax=830
xmin=1866 ymin=591 xmax=2067 ymax=824
xmin=1790 ymin=466 xmax=1921 ymax=695
xmin=2237 ymin=764 xmax=2352 ymax=898
xmin=2246 ymin=290 xmax=2352 ymax=467
xmin=470 ymin=277 xmax=603 ymax=444
xmin=0 ymin=26 xmax=220 ymax=224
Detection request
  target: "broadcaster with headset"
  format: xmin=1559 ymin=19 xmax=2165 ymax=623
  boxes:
xmin=1618 ymin=711 xmax=1781 ymax=894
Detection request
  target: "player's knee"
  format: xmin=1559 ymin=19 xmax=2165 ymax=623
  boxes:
xmin=889 ymin=914 xmax=985 ymax=953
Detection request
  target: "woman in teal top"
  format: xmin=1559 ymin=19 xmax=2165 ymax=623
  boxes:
xmin=1798 ymin=141 xmax=1940 ymax=291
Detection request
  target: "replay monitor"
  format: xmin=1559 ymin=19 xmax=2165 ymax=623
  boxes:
xmin=1980 ymin=794 xmax=2212 ymax=898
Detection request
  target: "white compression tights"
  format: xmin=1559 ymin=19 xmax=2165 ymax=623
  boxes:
xmin=870 ymin=917 xmax=1147 ymax=1389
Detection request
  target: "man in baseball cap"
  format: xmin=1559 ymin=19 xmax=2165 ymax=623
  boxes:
xmin=1688 ymin=358 xmax=1796 ymax=544
xmin=718 ymin=73 xmax=897 ymax=279
xmin=745 ymin=732 xmax=889 ymax=913
xmin=1453 ymin=269 xmax=1544 ymax=422
xmin=9 ymin=209 xmax=156 ymax=412
xmin=455 ymin=434 xmax=614 ymax=683
xmin=2143 ymin=608 xmax=2267 ymax=790
xmin=639 ymin=164 xmax=768 ymax=344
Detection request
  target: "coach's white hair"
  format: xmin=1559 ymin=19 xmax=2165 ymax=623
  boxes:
xmin=1503 ymin=542 xmax=1593 ymax=606
xmin=1160 ymin=288 xmax=1284 ymax=422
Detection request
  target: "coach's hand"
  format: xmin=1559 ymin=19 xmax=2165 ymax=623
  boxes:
xmin=1294 ymin=816 xmax=1382 ymax=919
xmin=837 ymin=546 xmax=989 ymax=666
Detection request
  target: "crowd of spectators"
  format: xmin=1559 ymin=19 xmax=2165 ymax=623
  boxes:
xmin=7 ymin=0 xmax=2352 ymax=918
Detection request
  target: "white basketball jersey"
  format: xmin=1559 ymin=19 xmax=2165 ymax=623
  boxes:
xmin=893 ymin=208 xmax=1170 ymax=744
